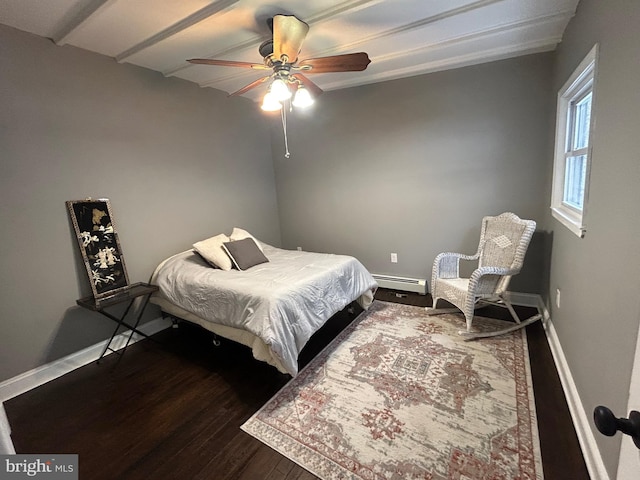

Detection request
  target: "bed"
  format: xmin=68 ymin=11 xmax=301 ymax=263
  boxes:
xmin=150 ymin=238 xmax=378 ymax=376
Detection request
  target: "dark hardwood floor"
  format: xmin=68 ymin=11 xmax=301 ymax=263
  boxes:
xmin=4 ymin=290 xmax=590 ymax=479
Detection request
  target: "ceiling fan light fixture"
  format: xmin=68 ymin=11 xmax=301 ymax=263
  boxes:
xmin=261 ymin=91 xmax=282 ymax=111
xmin=271 ymin=77 xmax=292 ymax=102
xmin=188 ymin=15 xmax=370 ymax=155
xmin=292 ymin=85 xmax=314 ymax=108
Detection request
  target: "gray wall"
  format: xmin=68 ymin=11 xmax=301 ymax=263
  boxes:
xmin=545 ymin=0 xmax=640 ymax=477
xmin=273 ymin=53 xmax=554 ymax=292
xmin=0 ymin=25 xmax=281 ymax=383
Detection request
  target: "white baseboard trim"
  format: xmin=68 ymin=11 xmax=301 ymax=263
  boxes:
xmin=0 ymin=316 xmax=171 ymax=402
xmin=544 ymin=318 xmax=609 ymax=480
xmin=0 ymin=404 xmax=15 ymax=454
xmin=0 ymin=316 xmax=171 ymax=454
xmin=504 ymin=292 xmax=608 ymax=479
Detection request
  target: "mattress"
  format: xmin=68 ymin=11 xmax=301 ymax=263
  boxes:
xmin=150 ymin=244 xmax=377 ymax=376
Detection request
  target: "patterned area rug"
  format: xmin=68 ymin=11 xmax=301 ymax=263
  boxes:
xmin=242 ymin=300 xmax=543 ymax=479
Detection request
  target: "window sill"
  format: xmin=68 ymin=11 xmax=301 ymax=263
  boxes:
xmin=551 ymin=207 xmax=585 ymax=238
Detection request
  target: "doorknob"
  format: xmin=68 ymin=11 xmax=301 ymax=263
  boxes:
xmin=593 ymin=405 xmax=640 ymax=449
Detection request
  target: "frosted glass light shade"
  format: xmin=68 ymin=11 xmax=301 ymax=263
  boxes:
xmin=292 ymin=86 xmax=314 ymax=108
xmin=271 ymin=78 xmax=292 ymax=101
xmin=261 ymin=91 xmax=282 ymax=111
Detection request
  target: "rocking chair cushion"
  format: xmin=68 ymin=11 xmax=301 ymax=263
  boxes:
xmin=436 ymin=278 xmax=470 ymax=305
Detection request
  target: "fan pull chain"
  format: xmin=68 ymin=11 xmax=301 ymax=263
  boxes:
xmin=281 ymin=102 xmax=290 ymax=158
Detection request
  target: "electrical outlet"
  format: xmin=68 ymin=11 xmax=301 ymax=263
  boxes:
xmin=296 ymin=246 xmax=302 ymax=251
xmin=390 ymin=253 xmax=398 ymax=263
xmin=556 ymin=288 xmax=561 ymax=308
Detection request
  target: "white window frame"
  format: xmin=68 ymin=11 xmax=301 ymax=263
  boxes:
xmin=550 ymin=44 xmax=598 ymax=238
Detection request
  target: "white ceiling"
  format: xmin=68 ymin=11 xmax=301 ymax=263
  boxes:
xmin=0 ymin=0 xmax=579 ymax=101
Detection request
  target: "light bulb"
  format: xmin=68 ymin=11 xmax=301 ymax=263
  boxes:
xmin=261 ymin=91 xmax=282 ymax=111
xmin=292 ymin=86 xmax=314 ymax=108
xmin=271 ymin=78 xmax=292 ymax=102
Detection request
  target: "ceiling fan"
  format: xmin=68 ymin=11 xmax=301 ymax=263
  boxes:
xmin=187 ymin=14 xmax=371 ymax=111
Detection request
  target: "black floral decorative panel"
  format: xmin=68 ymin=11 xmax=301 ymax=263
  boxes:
xmin=67 ymin=199 xmax=129 ymax=299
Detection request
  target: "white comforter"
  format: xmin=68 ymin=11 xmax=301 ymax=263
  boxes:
xmin=151 ymin=244 xmax=378 ymax=376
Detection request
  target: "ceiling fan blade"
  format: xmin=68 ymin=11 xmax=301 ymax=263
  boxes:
xmin=229 ymin=76 xmax=271 ymax=97
xmin=297 ymin=52 xmax=371 ymax=73
xmin=187 ymin=59 xmax=269 ymax=70
xmin=272 ymin=15 xmax=309 ymax=62
xmin=291 ymin=73 xmax=323 ymax=97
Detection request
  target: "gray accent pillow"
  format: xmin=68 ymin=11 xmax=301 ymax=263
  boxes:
xmin=222 ymin=237 xmax=269 ymax=270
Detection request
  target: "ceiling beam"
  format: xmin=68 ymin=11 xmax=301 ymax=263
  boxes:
xmin=52 ymin=0 xmax=115 ymax=46
xmin=116 ymin=0 xmax=239 ymax=63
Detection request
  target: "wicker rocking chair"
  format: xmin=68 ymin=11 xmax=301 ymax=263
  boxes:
xmin=425 ymin=212 xmax=541 ymax=340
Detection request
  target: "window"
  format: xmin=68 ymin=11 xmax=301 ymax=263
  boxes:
xmin=550 ymin=44 xmax=598 ymax=237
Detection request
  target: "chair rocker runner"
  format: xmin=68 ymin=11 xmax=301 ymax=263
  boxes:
xmin=425 ymin=212 xmax=541 ymax=340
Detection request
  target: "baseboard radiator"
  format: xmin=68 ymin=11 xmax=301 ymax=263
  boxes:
xmin=372 ymin=274 xmax=428 ymax=295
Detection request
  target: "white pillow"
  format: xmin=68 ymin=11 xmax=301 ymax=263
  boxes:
xmin=193 ymin=233 xmax=233 ymax=271
xmin=230 ymin=227 xmax=264 ymax=252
